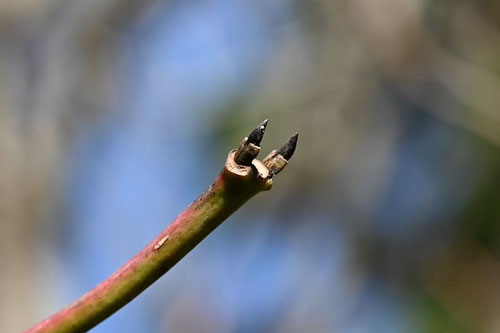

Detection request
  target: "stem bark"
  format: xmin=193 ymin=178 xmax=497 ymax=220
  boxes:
xmin=25 ymin=151 xmax=272 ymax=333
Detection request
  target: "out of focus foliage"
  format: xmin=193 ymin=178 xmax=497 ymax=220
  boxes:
xmin=1 ymin=0 xmax=500 ymax=332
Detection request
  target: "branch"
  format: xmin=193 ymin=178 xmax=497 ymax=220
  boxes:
xmin=25 ymin=121 xmax=298 ymax=333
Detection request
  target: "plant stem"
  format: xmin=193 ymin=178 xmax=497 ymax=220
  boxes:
xmin=25 ymin=122 xmax=297 ymax=333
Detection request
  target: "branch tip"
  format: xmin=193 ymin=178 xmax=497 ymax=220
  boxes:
xmin=234 ymin=119 xmax=268 ymax=166
xmin=277 ymin=132 xmax=298 ymax=161
xmin=247 ymin=119 xmax=268 ymax=146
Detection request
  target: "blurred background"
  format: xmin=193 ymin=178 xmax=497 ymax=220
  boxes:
xmin=2 ymin=0 xmax=500 ymax=332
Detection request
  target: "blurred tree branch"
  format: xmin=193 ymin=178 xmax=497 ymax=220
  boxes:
xmin=0 ymin=0 xmax=162 ymax=330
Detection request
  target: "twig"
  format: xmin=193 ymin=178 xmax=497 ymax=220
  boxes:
xmin=25 ymin=120 xmax=298 ymax=333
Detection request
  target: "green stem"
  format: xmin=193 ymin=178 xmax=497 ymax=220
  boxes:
xmin=25 ymin=151 xmax=273 ymax=333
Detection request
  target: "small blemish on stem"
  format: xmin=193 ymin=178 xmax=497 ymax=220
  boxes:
xmin=153 ymin=235 xmax=169 ymax=251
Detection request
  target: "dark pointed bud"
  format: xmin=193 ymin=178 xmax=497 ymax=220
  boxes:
xmin=247 ymin=119 xmax=268 ymax=146
xmin=234 ymin=119 xmax=268 ymax=166
xmin=276 ymin=132 xmax=298 ymax=161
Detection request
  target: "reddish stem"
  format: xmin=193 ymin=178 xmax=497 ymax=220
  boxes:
xmin=25 ymin=151 xmax=273 ymax=333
